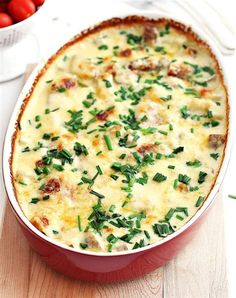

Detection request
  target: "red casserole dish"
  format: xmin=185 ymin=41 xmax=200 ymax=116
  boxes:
xmin=3 ymin=13 xmax=232 ymax=282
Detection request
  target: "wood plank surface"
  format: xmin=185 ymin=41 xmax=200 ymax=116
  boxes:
xmin=0 ymin=195 xmax=227 ymax=298
xmin=0 ymin=66 xmax=228 ymax=298
xmin=164 ymin=195 xmax=228 ymax=298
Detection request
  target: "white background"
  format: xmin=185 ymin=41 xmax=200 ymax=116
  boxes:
xmin=0 ymin=0 xmax=236 ymax=296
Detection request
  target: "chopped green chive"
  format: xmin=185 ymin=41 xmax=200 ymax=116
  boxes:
xmin=141 ymin=127 xmax=157 ymax=135
xmin=173 ymin=179 xmax=178 ymax=189
xmin=98 ymin=44 xmax=108 ymax=50
xmin=42 ymin=133 xmax=51 ymax=140
xmin=58 ymin=87 xmax=66 ymax=93
xmin=203 ymin=120 xmax=220 ymax=128
xmin=80 ymin=243 xmax=88 ymax=249
xmin=153 ymin=172 xmax=167 ymax=183
xmin=172 ymin=146 xmax=184 ymax=154
xmin=109 ymin=205 xmax=116 ymax=212
xmin=53 ymin=164 xmax=64 ymax=171
xmin=178 ymin=174 xmax=191 ymax=185
xmin=89 ymin=189 xmax=105 ymax=199
xmin=228 ymin=194 xmax=236 ymax=200
xmin=176 ymin=214 xmax=184 ymax=221
xmin=210 ymin=153 xmax=219 ymax=160
xmin=189 ymin=186 xmax=199 ymax=192
xmin=77 ymin=215 xmax=82 ymax=231
xmin=18 ymin=181 xmax=27 ymax=186
xmin=165 ymin=208 xmax=175 ymax=221
xmin=107 ymin=234 xmax=118 ymax=244
xmin=35 ymin=123 xmax=42 ymax=129
xmin=195 ymin=196 xmax=204 ymax=207
xmin=103 ymin=79 xmax=112 ymax=88
xmin=198 ymin=171 xmax=207 ymax=184
xmin=104 ymin=135 xmax=113 ymax=150
xmin=30 ymin=198 xmax=40 ymax=204
xmin=158 ymin=130 xmax=168 ymax=136
xmin=110 ymin=174 xmax=119 ymax=181
xmin=74 ymin=142 xmax=89 ymax=156
xmin=144 ymin=230 xmax=150 ymax=240
xmin=119 ymin=153 xmax=126 ymax=160
xmin=160 ymin=95 xmax=172 ymax=101
xmin=186 ymin=160 xmax=202 ymax=168
xmin=35 ymin=115 xmax=40 ymax=122
xmin=180 ymin=105 xmax=190 ymax=119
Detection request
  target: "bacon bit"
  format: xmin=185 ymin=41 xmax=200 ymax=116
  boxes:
xmin=200 ymin=88 xmax=211 ymax=97
xmin=137 ymin=144 xmax=158 ymax=155
xmin=119 ymin=48 xmax=132 ymax=57
xmin=167 ymin=65 xmax=191 ymax=79
xmin=96 ymin=111 xmax=109 ymax=121
xmin=143 ymin=25 xmax=157 ymax=44
xmin=129 ymin=61 xmax=158 ymax=72
xmin=177 ymin=183 xmax=188 ymax=192
xmin=35 ymin=160 xmax=43 ymax=167
xmin=105 ymin=64 xmax=116 ymax=76
xmin=40 ymin=216 xmax=49 ymax=226
xmin=51 ymin=78 xmax=77 ymax=91
xmin=62 ymin=78 xmax=77 ymax=89
xmin=104 ymin=227 xmax=113 ymax=233
xmin=208 ymin=134 xmax=225 ymax=149
xmin=31 ymin=218 xmax=43 ymax=231
xmin=57 ymin=142 xmax=63 ymax=151
xmin=92 ymin=139 xmax=99 ymax=146
xmin=186 ymin=47 xmax=197 ymax=57
xmin=43 ymin=178 xmax=60 ymax=194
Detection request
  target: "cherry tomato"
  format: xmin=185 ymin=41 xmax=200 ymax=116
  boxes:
xmin=32 ymin=0 xmax=45 ymax=5
xmin=8 ymin=0 xmax=36 ymax=22
xmin=0 ymin=12 xmax=13 ymax=28
xmin=0 ymin=2 xmax=8 ymax=13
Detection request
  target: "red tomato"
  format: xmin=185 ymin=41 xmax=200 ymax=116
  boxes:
xmin=0 ymin=2 xmax=8 ymax=13
xmin=8 ymin=0 xmax=36 ymax=22
xmin=32 ymin=0 xmax=44 ymax=5
xmin=0 ymin=12 xmax=13 ymax=28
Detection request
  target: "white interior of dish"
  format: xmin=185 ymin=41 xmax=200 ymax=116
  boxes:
xmin=2 ymin=11 xmax=233 ymax=257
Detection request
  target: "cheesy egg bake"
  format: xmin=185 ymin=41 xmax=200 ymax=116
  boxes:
xmin=11 ymin=17 xmax=228 ymax=253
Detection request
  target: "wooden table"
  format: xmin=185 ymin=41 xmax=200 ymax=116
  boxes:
xmin=0 ymin=194 xmax=228 ymax=298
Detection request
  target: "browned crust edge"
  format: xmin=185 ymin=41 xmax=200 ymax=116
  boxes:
xmin=9 ymin=15 xmax=229 ymax=245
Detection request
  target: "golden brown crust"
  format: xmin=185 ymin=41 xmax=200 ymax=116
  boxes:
xmin=10 ymin=15 xmax=229 ymax=227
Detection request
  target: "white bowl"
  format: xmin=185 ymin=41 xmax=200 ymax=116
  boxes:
xmin=0 ymin=1 xmax=48 ymax=82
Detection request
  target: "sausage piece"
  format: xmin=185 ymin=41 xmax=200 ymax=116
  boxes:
xmin=96 ymin=111 xmax=109 ymax=121
xmin=208 ymin=134 xmax=225 ymax=149
xmin=119 ymin=48 xmax=132 ymax=57
xmin=129 ymin=58 xmax=159 ymax=72
xmin=167 ymin=64 xmax=191 ymax=79
xmin=138 ymin=144 xmax=158 ymax=155
xmin=51 ymin=77 xmax=77 ymax=92
xmin=31 ymin=216 xmax=49 ymax=232
xmin=143 ymin=25 xmax=157 ymax=45
xmin=43 ymin=178 xmax=60 ymax=194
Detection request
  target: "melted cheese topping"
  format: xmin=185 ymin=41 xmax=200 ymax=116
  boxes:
xmin=12 ymin=19 xmax=227 ymax=253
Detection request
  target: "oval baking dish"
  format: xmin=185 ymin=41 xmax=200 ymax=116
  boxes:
xmin=3 ymin=14 xmax=232 ymax=282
